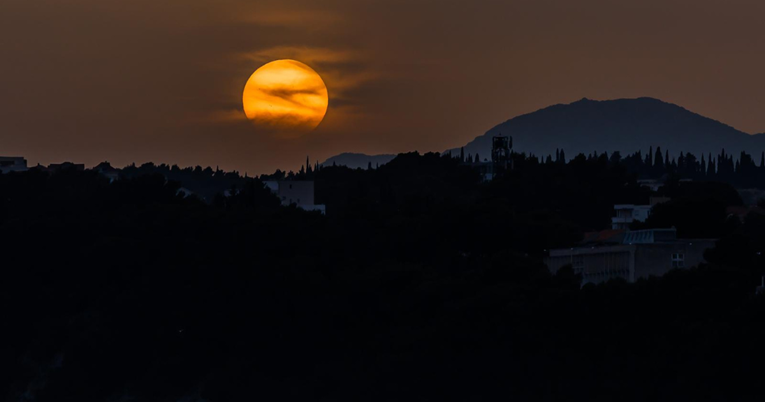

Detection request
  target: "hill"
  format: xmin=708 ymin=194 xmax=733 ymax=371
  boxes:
xmin=325 ymin=98 xmax=765 ymax=166
xmin=453 ymin=97 xmax=765 ymax=160
xmin=321 ymin=152 xmax=395 ymax=169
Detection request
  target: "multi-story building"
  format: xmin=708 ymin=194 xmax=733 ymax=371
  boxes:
xmin=545 ymin=228 xmax=715 ymax=285
xmin=610 ymin=197 xmax=670 ymax=230
xmin=0 ymin=156 xmax=28 ymax=174
xmin=264 ymin=180 xmax=326 ymax=214
xmin=611 ymin=205 xmax=652 ymax=230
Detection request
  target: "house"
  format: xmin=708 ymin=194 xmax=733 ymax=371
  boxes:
xmin=545 ymin=228 xmax=715 ymax=285
xmin=264 ymin=180 xmax=326 ymax=214
xmin=0 ymin=156 xmax=28 ymax=174
xmin=610 ymin=197 xmax=670 ymax=230
xmin=611 ymin=205 xmax=652 ymax=230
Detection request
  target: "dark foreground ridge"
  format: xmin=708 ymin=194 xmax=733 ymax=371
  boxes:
xmin=2 ymin=152 xmax=765 ymax=401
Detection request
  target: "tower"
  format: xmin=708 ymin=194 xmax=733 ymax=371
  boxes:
xmin=492 ymin=135 xmax=512 ymax=169
xmin=488 ymin=135 xmax=512 ymax=180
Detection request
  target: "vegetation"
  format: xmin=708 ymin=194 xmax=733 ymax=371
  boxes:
xmin=2 ymin=152 xmax=765 ymax=401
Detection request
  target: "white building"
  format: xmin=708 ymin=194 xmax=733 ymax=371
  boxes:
xmin=611 ymin=205 xmax=652 ymax=230
xmin=545 ymin=228 xmax=715 ymax=285
xmin=0 ymin=157 xmax=28 ymax=174
xmin=611 ymin=197 xmax=670 ymax=230
xmin=264 ymin=180 xmax=326 ymax=214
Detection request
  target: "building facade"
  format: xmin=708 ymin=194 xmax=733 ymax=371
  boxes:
xmin=264 ymin=180 xmax=326 ymax=214
xmin=545 ymin=229 xmax=715 ymax=285
xmin=610 ymin=198 xmax=669 ymax=230
xmin=0 ymin=157 xmax=28 ymax=174
xmin=611 ymin=204 xmax=652 ymax=229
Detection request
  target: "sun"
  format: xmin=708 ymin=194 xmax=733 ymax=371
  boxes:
xmin=242 ymin=59 xmax=329 ymax=134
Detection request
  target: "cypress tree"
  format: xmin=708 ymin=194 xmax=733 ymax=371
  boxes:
xmin=655 ymin=147 xmax=664 ymax=168
xmin=701 ymin=154 xmax=706 ymax=176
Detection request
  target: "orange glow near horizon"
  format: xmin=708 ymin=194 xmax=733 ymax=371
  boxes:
xmin=242 ymin=59 xmax=328 ymax=134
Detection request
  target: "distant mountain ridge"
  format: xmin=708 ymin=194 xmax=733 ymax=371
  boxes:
xmin=324 ymin=98 xmax=765 ymax=168
xmin=321 ymin=152 xmax=396 ymax=169
xmin=451 ymin=97 xmax=765 ymax=161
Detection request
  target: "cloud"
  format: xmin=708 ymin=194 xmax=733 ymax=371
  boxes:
xmin=241 ymin=46 xmax=354 ymax=66
xmin=232 ymin=46 xmax=381 ymax=118
xmin=261 ymin=85 xmax=327 ymax=106
xmin=237 ymin=8 xmax=341 ymax=28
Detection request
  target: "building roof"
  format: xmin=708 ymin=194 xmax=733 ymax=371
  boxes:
xmin=622 ymin=228 xmax=677 ymax=244
xmin=580 ymin=228 xmax=681 ymax=246
xmin=580 ymin=229 xmax=626 ymax=245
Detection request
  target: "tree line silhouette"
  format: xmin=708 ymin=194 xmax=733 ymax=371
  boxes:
xmin=446 ymin=146 xmax=765 ymax=189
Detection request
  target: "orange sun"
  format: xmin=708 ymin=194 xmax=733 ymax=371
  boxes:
xmin=242 ymin=59 xmax=329 ymax=135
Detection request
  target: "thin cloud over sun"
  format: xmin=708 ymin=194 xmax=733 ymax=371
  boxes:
xmin=241 ymin=46 xmax=381 ymax=114
xmin=199 ymin=45 xmax=381 ymax=132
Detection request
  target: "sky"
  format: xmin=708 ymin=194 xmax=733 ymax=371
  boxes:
xmin=2 ymin=0 xmax=765 ymax=174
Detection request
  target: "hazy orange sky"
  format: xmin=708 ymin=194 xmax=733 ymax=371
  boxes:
xmin=2 ymin=0 xmax=765 ymax=174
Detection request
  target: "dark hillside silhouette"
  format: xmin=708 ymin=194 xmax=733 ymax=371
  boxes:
xmin=327 ymin=98 xmax=765 ymax=169
xmin=2 ymin=153 xmax=765 ymax=401
xmin=321 ymin=152 xmax=396 ymax=170
xmin=455 ymin=97 xmax=765 ymax=163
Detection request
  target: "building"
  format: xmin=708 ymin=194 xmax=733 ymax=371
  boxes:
xmin=611 ymin=205 xmax=652 ymax=229
xmin=264 ymin=180 xmax=326 ymax=214
xmin=462 ymin=135 xmax=513 ymax=181
xmin=545 ymin=228 xmax=716 ymax=285
xmin=28 ymin=162 xmax=86 ymax=175
xmin=610 ymin=197 xmax=670 ymax=230
xmin=0 ymin=156 xmax=28 ymax=174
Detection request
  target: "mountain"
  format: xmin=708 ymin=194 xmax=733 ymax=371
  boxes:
xmin=321 ymin=152 xmax=396 ymax=169
xmin=452 ymin=97 xmax=765 ymax=161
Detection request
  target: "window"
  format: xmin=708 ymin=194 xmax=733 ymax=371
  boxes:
xmin=572 ymin=255 xmax=584 ymax=273
xmin=671 ymin=253 xmax=685 ymax=268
